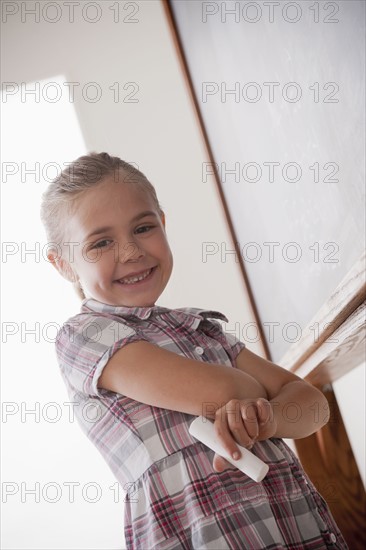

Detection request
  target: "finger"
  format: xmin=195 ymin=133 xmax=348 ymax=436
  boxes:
xmin=227 ymin=403 xmax=250 ymax=442
xmin=256 ymin=398 xmax=271 ymax=425
xmin=227 ymin=405 xmax=256 ymax=448
xmin=214 ymin=403 xmax=242 ymax=460
xmin=240 ymin=402 xmax=259 ymax=441
xmin=213 ymin=453 xmax=233 ymax=473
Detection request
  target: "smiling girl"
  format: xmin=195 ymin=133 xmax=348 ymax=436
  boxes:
xmin=41 ymin=152 xmax=347 ymax=549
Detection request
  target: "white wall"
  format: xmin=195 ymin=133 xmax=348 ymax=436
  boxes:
xmin=170 ymin=0 xmax=366 ymax=489
xmin=1 ymin=2 xmax=260 ymax=549
xmin=171 ymin=0 xmax=366 ymax=363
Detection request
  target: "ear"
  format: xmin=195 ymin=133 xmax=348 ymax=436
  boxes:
xmin=47 ymin=249 xmax=78 ymax=284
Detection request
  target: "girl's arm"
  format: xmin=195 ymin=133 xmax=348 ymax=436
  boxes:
xmin=97 ymin=340 xmax=268 ymax=418
xmin=212 ymin=347 xmax=330 ymax=472
xmin=235 ymin=347 xmax=330 ymax=438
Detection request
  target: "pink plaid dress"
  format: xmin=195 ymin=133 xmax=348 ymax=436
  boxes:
xmin=55 ymin=298 xmax=347 ymax=549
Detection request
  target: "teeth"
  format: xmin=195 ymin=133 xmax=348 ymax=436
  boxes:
xmin=118 ymin=268 xmax=152 ymax=285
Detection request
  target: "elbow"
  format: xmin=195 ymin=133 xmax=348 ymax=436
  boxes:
xmin=320 ymin=390 xmax=331 ymax=429
xmin=312 ymin=386 xmax=331 ymax=431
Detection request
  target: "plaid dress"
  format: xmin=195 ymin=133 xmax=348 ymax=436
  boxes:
xmin=55 ymin=298 xmax=347 ymax=550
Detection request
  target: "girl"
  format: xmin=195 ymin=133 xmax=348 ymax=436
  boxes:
xmin=41 ymin=152 xmax=347 ymax=549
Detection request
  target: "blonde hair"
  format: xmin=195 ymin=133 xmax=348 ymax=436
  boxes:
xmin=40 ymin=152 xmax=163 ymax=300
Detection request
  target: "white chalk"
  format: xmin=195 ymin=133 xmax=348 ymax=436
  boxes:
xmin=189 ymin=415 xmax=269 ymax=482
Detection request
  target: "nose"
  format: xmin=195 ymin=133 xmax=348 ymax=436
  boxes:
xmin=117 ymin=240 xmax=145 ymax=263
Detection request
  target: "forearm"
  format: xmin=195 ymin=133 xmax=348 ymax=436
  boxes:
xmin=209 ymin=348 xmax=330 ymax=465
xmin=204 ymin=369 xmax=268 ymax=420
xmin=270 ymin=380 xmax=330 ymax=439
xmin=98 ymin=340 xmax=270 ymax=419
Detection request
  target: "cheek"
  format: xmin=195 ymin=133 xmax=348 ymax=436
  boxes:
xmin=97 ymin=257 xmax=114 ymax=274
xmin=163 ymin=247 xmax=174 ymax=274
xmin=160 ymin=241 xmax=173 ymax=263
xmin=160 ymin=233 xmax=172 ymax=252
xmin=84 ymin=255 xmax=110 ymax=276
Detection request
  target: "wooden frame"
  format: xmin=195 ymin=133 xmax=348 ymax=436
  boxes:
xmin=281 ymin=250 xmax=366 ymax=375
xmin=163 ymin=1 xmax=366 ymax=546
xmin=287 ymin=252 xmax=366 ymax=547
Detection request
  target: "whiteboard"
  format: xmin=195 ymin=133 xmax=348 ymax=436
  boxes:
xmin=171 ymin=0 xmax=365 ymax=362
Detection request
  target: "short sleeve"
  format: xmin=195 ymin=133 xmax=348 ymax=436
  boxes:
xmin=199 ymin=315 xmax=246 ymax=364
xmin=221 ymin=330 xmax=246 ymax=364
xmin=55 ymin=314 xmax=148 ymax=397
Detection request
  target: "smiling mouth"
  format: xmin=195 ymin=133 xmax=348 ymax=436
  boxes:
xmin=116 ymin=267 xmax=154 ymax=285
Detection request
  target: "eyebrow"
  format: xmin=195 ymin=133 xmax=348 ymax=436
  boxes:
xmin=83 ymin=210 xmax=158 ymax=242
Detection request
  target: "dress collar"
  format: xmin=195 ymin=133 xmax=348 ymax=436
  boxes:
xmin=81 ymin=298 xmax=168 ymax=320
xmin=80 ymin=298 xmax=228 ymax=322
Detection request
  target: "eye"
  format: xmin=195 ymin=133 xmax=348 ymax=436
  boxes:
xmin=135 ymin=225 xmax=154 ymax=234
xmin=93 ymin=239 xmax=112 ymax=249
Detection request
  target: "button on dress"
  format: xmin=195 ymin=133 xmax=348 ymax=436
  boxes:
xmin=55 ymin=298 xmax=348 ymax=549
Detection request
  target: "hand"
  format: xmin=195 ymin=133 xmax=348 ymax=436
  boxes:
xmin=211 ymin=398 xmax=277 ymax=472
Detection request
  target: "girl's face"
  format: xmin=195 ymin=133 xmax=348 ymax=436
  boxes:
xmin=61 ymin=176 xmax=173 ymax=307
